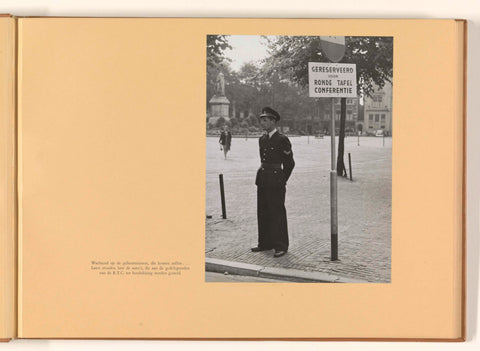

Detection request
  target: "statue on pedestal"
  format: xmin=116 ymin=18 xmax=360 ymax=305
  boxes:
xmin=208 ymin=71 xmax=230 ymax=123
xmin=215 ymin=72 xmax=226 ymax=96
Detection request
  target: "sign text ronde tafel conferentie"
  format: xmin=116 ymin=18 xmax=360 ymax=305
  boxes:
xmin=309 ymin=36 xmax=357 ymax=260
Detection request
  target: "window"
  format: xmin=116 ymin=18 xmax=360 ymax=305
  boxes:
xmin=381 ymin=114 xmax=386 ymax=120
xmin=371 ymin=95 xmax=384 ymax=108
xmin=375 ymin=114 xmax=379 ymax=122
xmin=369 ymin=114 xmax=374 ymax=121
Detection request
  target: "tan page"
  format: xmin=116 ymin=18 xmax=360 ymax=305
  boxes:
xmin=0 ymin=15 xmax=16 ymax=341
xmin=17 ymin=18 xmax=464 ymax=339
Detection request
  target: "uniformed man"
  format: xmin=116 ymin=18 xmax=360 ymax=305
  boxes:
xmin=251 ymin=107 xmax=295 ymax=258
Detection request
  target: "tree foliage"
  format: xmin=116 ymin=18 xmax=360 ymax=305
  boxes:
xmin=346 ymin=37 xmax=393 ymax=96
xmin=264 ymin=35 xmax=393 ymax=175
xmin=205 ymin=34 xmax=393 ymax=152
xmin=266 ymin=36 xmax=393 ymax=97
xmin=206 ymin=35 xmax=232 ymax=68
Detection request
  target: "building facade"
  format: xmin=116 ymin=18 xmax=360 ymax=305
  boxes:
xmin=362 ymin=82 xmax=393 ymax=136
xmin=322 ymin=97 xmax=360 ymax=133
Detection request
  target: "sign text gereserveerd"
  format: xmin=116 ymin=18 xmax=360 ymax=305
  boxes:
xmin=308 ymin=62 xmax=357 ymax=98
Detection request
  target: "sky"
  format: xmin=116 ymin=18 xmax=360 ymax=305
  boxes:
xmin=223 ymin=35 xmax=273 ymax=72
xmin=223 ymin=35 xmax=368 ymax=104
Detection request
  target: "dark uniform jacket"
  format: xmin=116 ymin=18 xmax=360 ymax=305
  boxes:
xmin=255 ymin=131 xmax=295 ymax=187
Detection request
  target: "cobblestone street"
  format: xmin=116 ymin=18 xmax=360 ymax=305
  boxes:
xmin=206 ymin=134 xmax=391 ymax=283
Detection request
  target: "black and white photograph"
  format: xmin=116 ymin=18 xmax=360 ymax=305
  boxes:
xmin=205 ymin=35 xmax=393 ymax=283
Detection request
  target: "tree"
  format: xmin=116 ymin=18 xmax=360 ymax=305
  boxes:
xmin=267 ymin=36 xmax=393 ymax=96
xmin=229 ymin=117 xmax=239 ymax=128
xmin=238 ymin=54 xmax=320 ymax=131
xmin=206 ymin=35 xmax=232 ymax=69
xmin=215 ymin=117 xmax=226 ymax=128
xmin=267 ymin=36 xmax=393 ymax=174
xmin=206 ymin=36 xmax=234 ymax=118
xmin=227 ymin=63 xmax=263 ymax=118
xmin=337 ymin=98 xmax=347 ymax=177
xmin=206 ymin=62 xmax=235 ymax=110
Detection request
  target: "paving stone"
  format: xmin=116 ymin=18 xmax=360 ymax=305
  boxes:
xmin=206 ymin=136 xmax=392 ymax=283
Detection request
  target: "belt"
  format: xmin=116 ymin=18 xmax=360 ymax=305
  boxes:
xmin=261 ymin=163 xmax=282 ymax=170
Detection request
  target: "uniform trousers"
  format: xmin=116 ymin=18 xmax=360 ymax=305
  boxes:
xmin=256 ymin=186 xmax=289 ymax=252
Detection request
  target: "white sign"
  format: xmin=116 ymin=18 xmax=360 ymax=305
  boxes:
xmin=308 ymin=62 xmax=357 ymax=98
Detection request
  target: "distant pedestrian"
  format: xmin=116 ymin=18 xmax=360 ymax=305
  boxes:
xmin=251 ymin=107 xmax=295 ymax=258
xmin=219 ymin=125 xmax=232 ymax=159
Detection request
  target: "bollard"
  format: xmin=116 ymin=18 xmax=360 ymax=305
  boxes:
xmin=348 ymin=153 xmax=353 ymax=181
xmin=219 ymin=174 xmax=227 ymax=219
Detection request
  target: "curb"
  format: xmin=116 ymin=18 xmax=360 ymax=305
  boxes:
xmin=205 ymin=257 xmax=369 ymax=283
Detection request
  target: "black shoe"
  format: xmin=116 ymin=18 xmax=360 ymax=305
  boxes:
xmin=273 ymin=250 xmax=287 ymax=258
xmin=251 ymin=246 xmax=272 ymax=252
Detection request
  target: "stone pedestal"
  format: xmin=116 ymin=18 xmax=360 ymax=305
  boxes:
xmin=208 ymin=94 xmax=230 ymax=125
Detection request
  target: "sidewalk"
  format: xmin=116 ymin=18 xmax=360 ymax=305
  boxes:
xmin=206 ymin=257 xmax=368 ymax=283
xmin=205 ymin=135 xmax=391 ymax=283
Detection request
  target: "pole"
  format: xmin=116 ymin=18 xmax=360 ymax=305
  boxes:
xmin=383 ymin=133 xmax=385 ymax=147
xmin=330 ymin=97 xmax=338 ymax=261
xmin=357 ymin=131 xmax=360 ymax=146
xmin=331 ymin=98 xmax=336 ymax=168
xmin=308 ymin=134 xmax=310 ymax=144
xmin=348 ymin=153 xmax=353 ymax=181
xmin=219 ymin=174 xmax=227 ymax=219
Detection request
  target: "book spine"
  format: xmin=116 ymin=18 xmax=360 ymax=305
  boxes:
xmin=454 ymin=19 xmax=467 ymax=342
xmin=0 ymin=14 xmax=16 ymax=342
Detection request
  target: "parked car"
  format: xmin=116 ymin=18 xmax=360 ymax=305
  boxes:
xmin=366 ymin=129 xmax=376 ymax=136
xmin=375 ymin=129 xmax=384 ymax=137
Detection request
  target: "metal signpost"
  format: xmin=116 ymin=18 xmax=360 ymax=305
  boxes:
xmin=308 ymin=37 xmax=356 ymax=260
